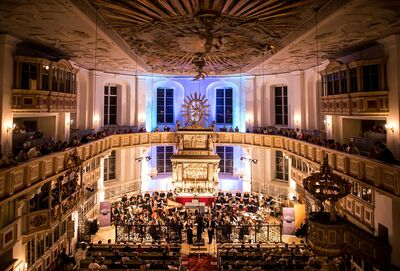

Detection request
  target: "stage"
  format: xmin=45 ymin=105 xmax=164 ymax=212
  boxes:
xmin=175 ymin=194 xmax=215 ymax=206
xmin=147 ymin=176 xmax=245 ymax=193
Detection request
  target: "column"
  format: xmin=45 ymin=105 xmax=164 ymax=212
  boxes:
xmin=0 ymin=34 xmax=19 ymax=153
xmin=290 ymin=71 xmax=306 ymax=130
xmin=379 ymin=35 xmax=400 ymax=158
xmin=245 ymin=76 xmax=255 ymax=130
xmin=137 ymin=76 xmax=148 ymax=130
xmin=56 ymin=112 xmax=71 ymax=142
xmin=88 ymin=70 xmax=101 ymax=130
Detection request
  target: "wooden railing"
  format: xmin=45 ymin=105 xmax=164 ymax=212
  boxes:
xmin=12 ymin=89 xmax=77 ymax=112
xmin=321 ymin=91 xmax=389 ymax=115
xmin=0 ymin=132 xmax=399 ymax=208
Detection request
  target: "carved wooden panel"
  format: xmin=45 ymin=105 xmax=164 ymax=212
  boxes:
xmin=354 ymin=202 xmax=363 ymax=219
xmin=0 ymin=175 xmax=5 ymax=197
xmin=26 ymin=162 xmax=40 ymax=185
xmin=307 ymin=146 xmax=314 ymax=160
xmin=233 ymin=134 xmax=243 ymax=144
xmin=161 ymin=133 xmax=174 ymax=143
xmin=300 ymin=144 xmax=306 ymax=156
xmin=365 ymin=164 xmax=377 ymax=184
xmin=274 ymin=138 xmax=283 ymax=148
xmin=121 ymin=136 xmax=129 ymax=146
xmin=28 ymin=211 xmax=50 ymax=232
xmin=381 ymin=169 xmax=397 ymax=193
xmin=55 ymin=155 xmax=64 ymax=173
xmin=244 ymin=135 xmax=253 ymax=145
xmin=111 ymin=137 xmax=120 ymax=147
xmin=150 ymin=134 xmax=161 ymax=143
xmin=364 ymin=206 xmax=373 ymax=226
xmin=254 ymin=135 xmax=262 ymax=145
xmin=131 ymin=134 xmax=140 ymax=145
xmin=264 ymin=136 xmax=272 ymax=147
xmin=335 ymin=155 xmax=347 ymax=173
xmin=140 ymin=134 xmax=149 ymax=144
xmin=40 ymin=158 xmax=53 ymax=178
xmin=346 ymin=198 xmax=353 ymax=213
xmin=349 ymin=160 xmax=362 ymax=179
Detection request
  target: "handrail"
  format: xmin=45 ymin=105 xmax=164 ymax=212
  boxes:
xmin=0 ymin=132 xmax=398 ymax=206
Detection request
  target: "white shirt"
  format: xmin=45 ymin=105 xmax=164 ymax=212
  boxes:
xmin=88 ymin=262 xmax=100 ymax=270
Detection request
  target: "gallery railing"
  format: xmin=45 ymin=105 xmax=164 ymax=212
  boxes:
xmin=216 ymin=224 xmax=282 ymax=244
xmin=115 ymin=223 xmax=183 ymax=243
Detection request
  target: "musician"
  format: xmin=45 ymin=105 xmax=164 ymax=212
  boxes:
xmin=186 ymin=223 xmax=193 ymax=244
xmin=207 ymin=226 xmax=214 ymax=244
xmin=144 ymin=191 xmax=151 ymax=201
xmin=195 ymin=213 xmax=204 ymax=242
xmin=235 ymin=191 xmax=241 ymax=200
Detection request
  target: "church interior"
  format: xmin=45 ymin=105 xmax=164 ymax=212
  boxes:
xmin=0 ymin=0 xmax=400 ymax=270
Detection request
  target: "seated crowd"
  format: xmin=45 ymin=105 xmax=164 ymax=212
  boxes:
xmin=219 ymin=242 xmax=350 ymax=271
xmin=80 ymin=241 xmax=181 ymax=270
xmin=3 ymin=124 xmax=398 ymax=170
xmin=0 ymin=126 xmax=147 ymax=169
xmin=76 ymin=191 xmax=354 ymax=271
xmin=249 ymin=126 xmax=398 ymax=164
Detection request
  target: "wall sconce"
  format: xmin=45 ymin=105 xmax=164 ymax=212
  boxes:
xmin=385 ymin=124 xmax=394 ymax=133
xmin=93 ymin=116 xmax=100 ymax=125
xmin=7 ymin=123 xmax=16 ymax=133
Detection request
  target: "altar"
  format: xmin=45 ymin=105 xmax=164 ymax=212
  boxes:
xmin=171 ymin=130 xmax=220 ymax=195
xmin=170 ymin=92 xmax=220 ymax=196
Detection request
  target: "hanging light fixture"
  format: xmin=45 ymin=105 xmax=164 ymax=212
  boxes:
xmin=92 ymin=6 xmax=99 ymax=128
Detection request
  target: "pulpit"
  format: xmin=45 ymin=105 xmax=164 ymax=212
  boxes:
xmin=171 ymin=130 xmax=220 ymax=195
xmin=171 ymin=92 xmax=220 ymax=195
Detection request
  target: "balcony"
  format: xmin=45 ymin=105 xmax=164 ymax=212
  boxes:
xmin=321 ymin=91 xmax=389 ymax=116
xmin=12 ymin=89 xmax=77 ymax=112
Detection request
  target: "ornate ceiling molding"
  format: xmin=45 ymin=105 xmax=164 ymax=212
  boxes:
xmin=89 ymin=0 xmax=322 ymax=75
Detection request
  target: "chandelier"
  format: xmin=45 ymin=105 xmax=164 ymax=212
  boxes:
xmin=303 ymin=156 xmax=351 ymax=222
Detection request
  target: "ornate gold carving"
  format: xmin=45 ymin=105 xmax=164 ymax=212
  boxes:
xmin=182 ymin=92 xmax=209 ymax=128
xmin=183 ymin=134 xmax=208 ymax=149
xmin=183 ymin=163 xmax=208 ymax=180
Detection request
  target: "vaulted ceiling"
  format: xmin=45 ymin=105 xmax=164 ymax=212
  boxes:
xmin=90 ymin=0 xmax=324 ymax=75
xmin=0 ymin=0 xmax=399 ymax=76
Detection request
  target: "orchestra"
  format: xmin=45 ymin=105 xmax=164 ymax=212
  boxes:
xmin=111 ymin=190 xmax=282 ymax=244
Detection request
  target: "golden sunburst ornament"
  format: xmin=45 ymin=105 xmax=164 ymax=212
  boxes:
xmin=182 ymin=92 xmax=209 ymax=129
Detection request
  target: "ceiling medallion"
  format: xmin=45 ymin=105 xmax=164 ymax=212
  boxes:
xmin=182 ymin=92 xmax=209 ymax=129
xmin=303 ymin=156 xmax=351 ymax=222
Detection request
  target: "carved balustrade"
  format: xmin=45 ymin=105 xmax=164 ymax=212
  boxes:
xmin=12 ymin=89 xmax=77 ymax=112
xmin=321 ymin=91 xmax=389 ymax=116
xmin=0 ymin=132 xmax=399 ymax=209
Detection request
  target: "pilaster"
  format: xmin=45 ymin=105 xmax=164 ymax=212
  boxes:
xmin=379 ymin=35 xmax=400 ymax=158
xmin=0 ymin=34 xmax=19 ymax=154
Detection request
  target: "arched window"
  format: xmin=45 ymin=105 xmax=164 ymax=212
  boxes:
xmin=216 ymin=87 xmax=233 ymax=124
xmin=274 ymin=85 xmax=288 ymax=125
xmin=104 ymin=84 xmax=117 ymax=125
xmin=157 ymin=87 xmax=174 ymax=124
xmin=216 ymin=146 xmax=233 ymax=174
xmin=157 ymin=146 xmax=173 ymax=173
xmin=275 ymin=151 xmax=288 ymax=181
xmin=104 ymin=150 xmax=116 ymax=181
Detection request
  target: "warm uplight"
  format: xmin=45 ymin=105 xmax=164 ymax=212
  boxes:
xmin=385 ymin=124 xmax=394 ymax=133
xmin=93 ymin=115 xmax=100 ymax=124
xmin=6 ymin=123 xmax=15 ymax=133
